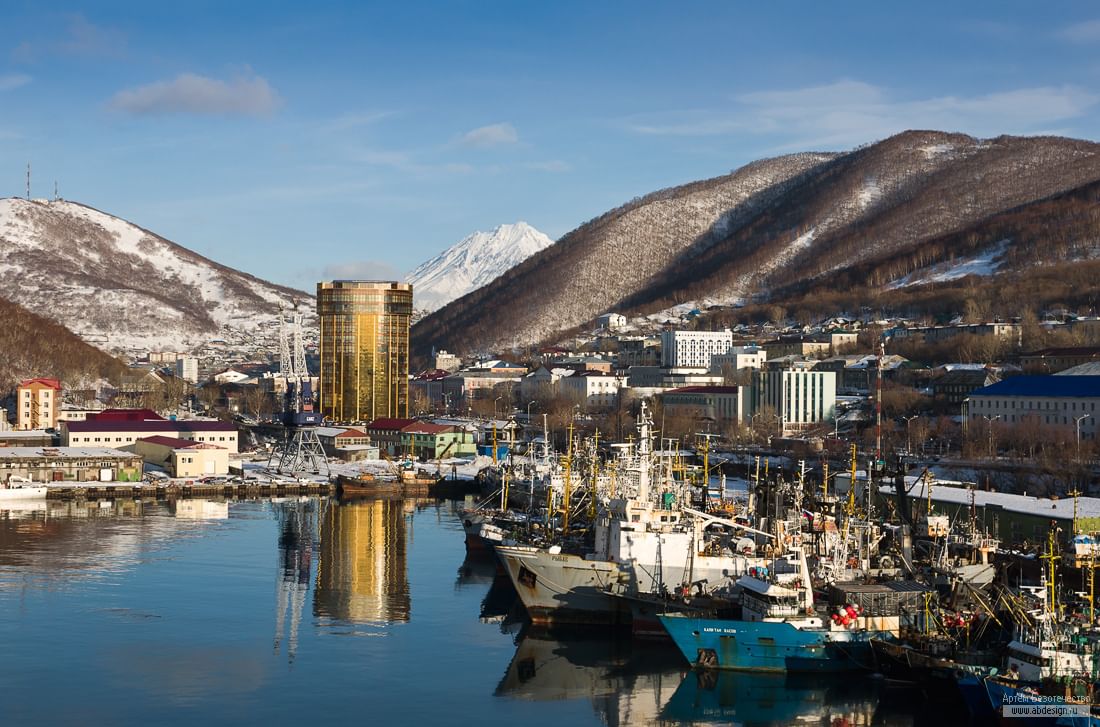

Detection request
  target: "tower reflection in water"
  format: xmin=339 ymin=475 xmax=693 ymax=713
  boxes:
xmin=313 ymin=498 xmax=410 ymax=625
xmin=273 ymin=498 xmax=320 ymax=663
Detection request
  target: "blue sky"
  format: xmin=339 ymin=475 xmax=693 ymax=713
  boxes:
xmin=3 ymin=2 xmax=1100 ymax=291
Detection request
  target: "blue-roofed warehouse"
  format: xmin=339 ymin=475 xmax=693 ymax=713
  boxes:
xmin=967 ymin=375 xmax=1100 ymax=439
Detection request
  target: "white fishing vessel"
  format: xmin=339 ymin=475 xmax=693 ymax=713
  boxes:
xmin=0 ymin=477 xmax=47 ymax=500
xmin=496 ymin=403 xmax=770 ymax=626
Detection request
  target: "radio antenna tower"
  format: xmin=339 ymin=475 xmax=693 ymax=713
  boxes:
xmin=268 ymin=309 xmax=329 ymax=477
xmin=26 ymin=163 xmax=30 ymax=199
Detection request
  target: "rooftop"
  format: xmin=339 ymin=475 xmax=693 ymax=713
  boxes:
xmin=880 ymin=479 xmax=1100 ymax=520
xmin=0 ymin=447 xmax=138 ymax=459
xmin=66 ymin=420 xmax=237 ymax=433
xmin=972 ymin=375 xmax=1100 ymax=398
xmin=137 ymin=435 xmax=222 ymax=449
xmin=663 ymin=386 xmax=741 ymax=394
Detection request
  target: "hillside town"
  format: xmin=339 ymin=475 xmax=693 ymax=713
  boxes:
xmin=6 ymin=296 xmax=1100 ymax=500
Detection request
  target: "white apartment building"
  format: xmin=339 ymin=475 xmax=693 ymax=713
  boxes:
xmin=558 ymin=371 xmax=627 ymax=410
xmin=175 ymin=356 xmax=199 ymax=383
xmin=753 ymin=368 xmax=837 ymax=434
xmin=710 ymin=345 xmax=768 ymax=373
xmin=596 ymin=313 xmax=627 ymax=331
xmin=661 ymin=329 xmax=734 ymax=368
xmin=435 ymin=350 xmax=461 ymax=373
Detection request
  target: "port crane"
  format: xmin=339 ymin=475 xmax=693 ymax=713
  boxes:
xmin=268 ymin=311 xmax=330 ymax=477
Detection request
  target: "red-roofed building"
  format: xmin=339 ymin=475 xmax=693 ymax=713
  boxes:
xmin=400 ymin=422 xmax=475 ymax=460
xmin=63 ymin=418 xmax=239 ymax=453
xmin=659 ymin=385 xmax=746 ymax=425
xmin=16 ymin=378 xmax=62 ymax=431
xmin=88 ymin=408 xmax=166 ymax=422
xmin=365 ymin=418 xmax=418 ymax=456
xmin=131 ymin=435 xmax=229 ymax=477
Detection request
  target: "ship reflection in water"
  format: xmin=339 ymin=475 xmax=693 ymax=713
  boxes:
xmin=495 ymin=629 xmax=924 ymax=726
xmin=662 ymin=669 xmax=897 ymax=726
xmin=313 ymin=498 xmax=411 ymax=627
xmin=496 ymin=631 xmax=684 ymax=725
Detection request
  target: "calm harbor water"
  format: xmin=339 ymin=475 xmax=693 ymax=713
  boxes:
xmin=0 ymin=497 xmax=937 ymax=726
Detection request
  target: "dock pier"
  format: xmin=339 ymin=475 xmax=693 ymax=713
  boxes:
xmin=44 ymin=481 xmax=336 ymax=501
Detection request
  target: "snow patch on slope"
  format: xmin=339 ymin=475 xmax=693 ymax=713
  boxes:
xmin=887 ymin=240 xmax=1010 ymax=289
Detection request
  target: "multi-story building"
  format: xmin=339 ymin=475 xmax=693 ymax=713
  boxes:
xmin=709 ymin=346 xmax=768 ymax=374
xmin=318 ymin=280 xmax=413 ymax=423
xmin=660 ymin=386 xmax=746 ymax=425
xmin=1020 ymin=347 xmax=1100 ymax=374
xmin=16 ymin=378 xmax=62 ymax=430
xmin=558 ymin=371 xmax=627 ymax=410
xmin=934 ymin=367 xmax=1001 ymax=406
xmin=752 ymin=366 xmax=837 ymax=434
xmin=660 ymin=329 xmax=734 ymax=369
xmin=596 ymin=313 xmax=627 ymax=331
xmin=175 ymin=356 xmax=199 ymax=383
xmin=62 ymin=409 xmax=239 ymax=453
xmin=966 ymin=376 xmax=1100 ymax=439
xmin=434 ymin=350 xmax=461 ymax=373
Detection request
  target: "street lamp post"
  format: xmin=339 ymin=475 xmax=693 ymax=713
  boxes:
xmin=527 ymin=401 xmax=536 ymax=422
xmin=750 ymin=413 xmax=763 ymax=445
xmin=494 ymin=395 xmax=503 ymax=420
xmin=903 ymin=415 xmax=919 ymax=455
xmin=982 ymin=415 xmax=1001 ymax=458
xmin=1075 ymin=415 xmax=1091 ymax=459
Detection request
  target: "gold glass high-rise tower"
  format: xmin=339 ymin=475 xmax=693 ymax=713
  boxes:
xmin=317 ymin=280 xmax=413 ymax=423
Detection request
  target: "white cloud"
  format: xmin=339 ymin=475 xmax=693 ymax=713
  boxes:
xmin=459 ymin=122 xmax=518 ymax=147
xmin=321 ymin=260 xmax=400 ymax=281
xmin=625 ymin=80 xmax=1098 ymax=149
xmin=1061 ymin=19 xmax=1100 ymax=43
xmin=108 ymin=71 xmax=281 ymax=117
xmin=0 ymin=73 xmax=30 ymax=91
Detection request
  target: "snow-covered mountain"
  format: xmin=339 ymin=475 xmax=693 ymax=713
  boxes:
xmin=405 ymin=221 xmax=554 ymax=312
xmin=0 ymin=198 xmax=314 ymax=355
xmin=413 ymin=131 xmax=1100 ymax=358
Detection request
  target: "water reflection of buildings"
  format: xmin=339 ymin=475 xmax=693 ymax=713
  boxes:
xmin=0 ymin=499 xmax=209 ymax=587
xmin=273 ymin=498 xmax=320 ymax=663
xmin=314 ymin=499 xmax=410 ymax=625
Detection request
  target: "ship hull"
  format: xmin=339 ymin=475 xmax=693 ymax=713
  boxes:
xmin=659 ymin=614 xmax=887 ymax=673
xmin=496 ymin=545 xmax=628 ymax=627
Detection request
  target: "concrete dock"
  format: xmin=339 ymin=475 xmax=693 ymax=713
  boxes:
xmin=43 ymin=481 xmax=336 ymax=500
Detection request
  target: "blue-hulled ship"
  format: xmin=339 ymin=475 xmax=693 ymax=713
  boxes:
xmin=659 ymin=547 xmax=899 ymax=672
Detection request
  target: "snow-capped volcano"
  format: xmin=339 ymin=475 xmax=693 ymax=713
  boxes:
xmin=405 ymin=221 xmax=554 ymax=312
xmin=0 ymin=197 xmax=314 ymax=354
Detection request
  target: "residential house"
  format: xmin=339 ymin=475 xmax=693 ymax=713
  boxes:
xmin=933 ymin=368 xmax=1000 ymax=406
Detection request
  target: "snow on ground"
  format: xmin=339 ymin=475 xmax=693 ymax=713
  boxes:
xmin=920 ymin=144 xmax=955 ymax=159
xmin=887 ymin=240 xmax=1010 ymax=289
